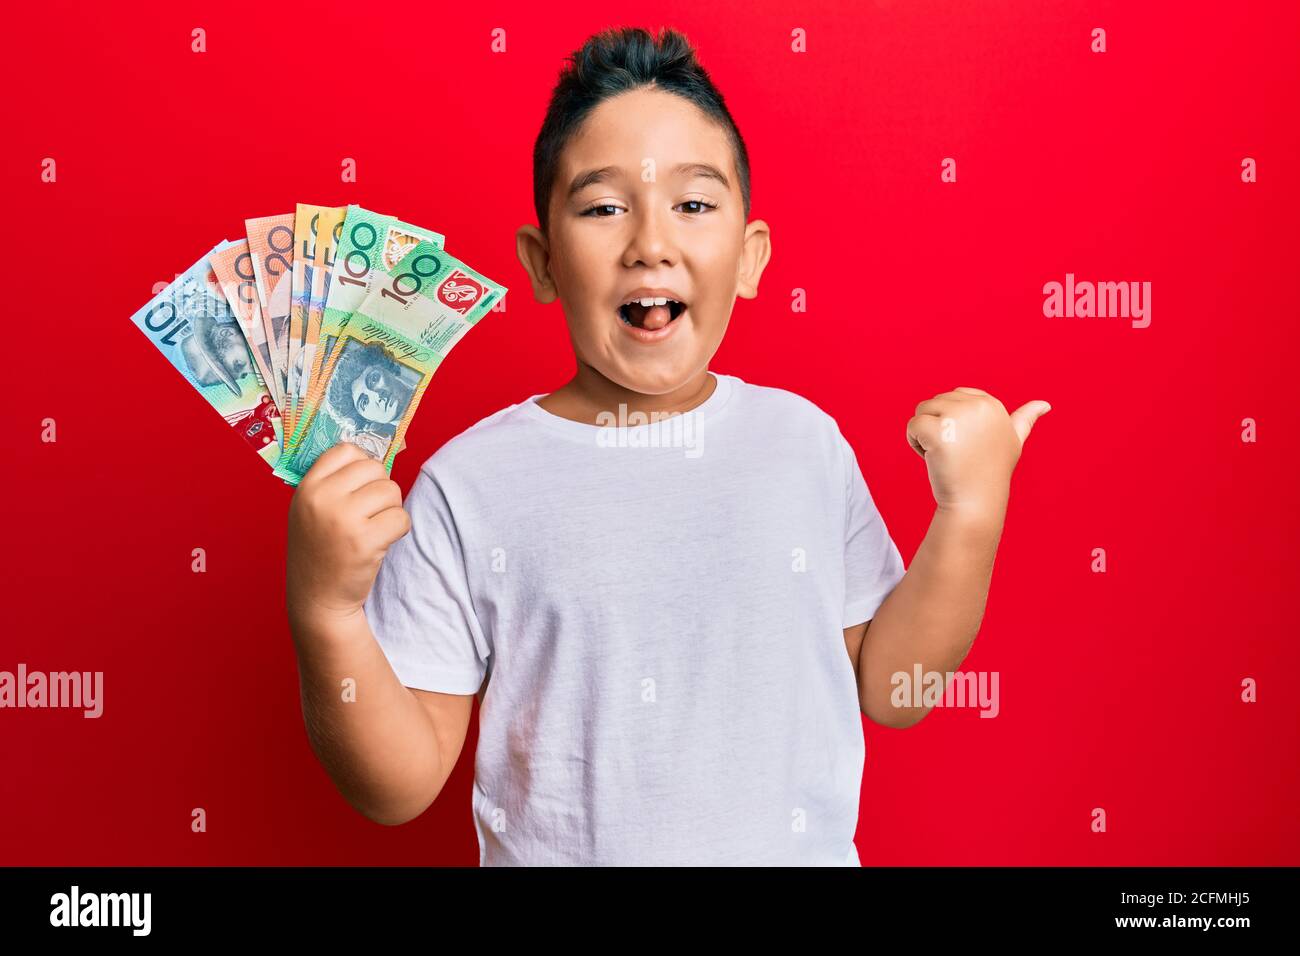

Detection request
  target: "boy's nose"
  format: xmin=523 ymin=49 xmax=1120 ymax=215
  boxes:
xmin=623 ymin=211 xmax=677 ymax=267
xmin=621 ymin=204 xmax=681 ymax=265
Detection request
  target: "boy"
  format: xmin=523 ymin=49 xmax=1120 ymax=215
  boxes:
xmin=286 ymin=26 xmax=1049 ymax=866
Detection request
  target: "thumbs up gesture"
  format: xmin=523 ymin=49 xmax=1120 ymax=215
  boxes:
xmin=905 ymin=387 xmax=1051 ymax=516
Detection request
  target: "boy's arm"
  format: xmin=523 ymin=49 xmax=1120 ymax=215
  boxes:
xmin=287 ymin=443 xmax=472 ymax=825
xmin=849 ymin=387 xmax=1049 ymax=729
xmin=291 ymin=605 xmax=474 ymax=825
xmin=849 ymin=499 xmax=1005 ymax=729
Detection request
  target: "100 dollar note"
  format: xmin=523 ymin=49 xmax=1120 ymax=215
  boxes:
xmin=273 ymin=239 xmax=503 ymax=484
xmin=282 ymin=205 xmax=445 ymax=458
xmin=130 ymin=243 xmax=282 ymax=468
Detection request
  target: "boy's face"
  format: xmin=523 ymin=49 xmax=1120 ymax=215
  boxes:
xmin=517 ymin=87 xmax=771 ymax=397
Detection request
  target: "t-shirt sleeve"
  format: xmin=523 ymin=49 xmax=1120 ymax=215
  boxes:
xmin=838 ymin=431 xmax=907 ymax=628
xmin=363 ymin=464 xmax=491 ymax=695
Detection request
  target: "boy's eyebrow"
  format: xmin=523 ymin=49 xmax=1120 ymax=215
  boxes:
xmin=673 ymin=162 xmax=731 ymax=188
xmin=566 ymin=162 xmax=730 ymax=198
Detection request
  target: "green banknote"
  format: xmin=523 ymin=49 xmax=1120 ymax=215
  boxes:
xmin=273 ymin=239 xmax=503 ymax=484
xmin=130 ymin=242 xmax=283 ymax=468
xmin=281 ymin=205 xmax=444 ymax=458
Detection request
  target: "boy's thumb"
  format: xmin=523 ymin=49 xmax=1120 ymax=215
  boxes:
xmin=1010 ymin=400 xmax=1051 ymax=446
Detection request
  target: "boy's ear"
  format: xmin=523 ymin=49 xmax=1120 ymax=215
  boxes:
xmin=515 ymin=225 xmax=559 ymax=304
xmin=735 ymin=219 xmax=772 ymax=300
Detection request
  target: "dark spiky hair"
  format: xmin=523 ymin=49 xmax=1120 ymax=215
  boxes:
xmin=531 ymin=26 xmax=752 ymax=235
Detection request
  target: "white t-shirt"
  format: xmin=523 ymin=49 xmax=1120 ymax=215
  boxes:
xmin=364 ymin=371 xmax=907 ymax=865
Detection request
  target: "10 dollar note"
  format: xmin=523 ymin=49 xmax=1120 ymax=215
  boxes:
xmin=129 ymin=242 xmax=283 ymax=469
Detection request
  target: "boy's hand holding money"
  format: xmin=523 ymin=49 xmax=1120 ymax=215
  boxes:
xmin=286 ymin=443 xmax=411 ymax=631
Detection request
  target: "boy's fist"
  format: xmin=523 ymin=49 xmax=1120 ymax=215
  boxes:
xmin=906 ymin=387 xmax=1050 ymax=516
xmin=286 ymin=442 xmax=411 ymax=626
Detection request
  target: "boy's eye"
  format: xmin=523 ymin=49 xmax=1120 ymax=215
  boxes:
xmin=579 ymin=200 xmax=719 ymax=217
xmin=677 ymin=199 xmax=718 ymax=214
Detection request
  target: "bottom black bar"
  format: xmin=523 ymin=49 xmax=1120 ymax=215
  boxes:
xmin=0 ymin=866 xmax=1291 ymax=940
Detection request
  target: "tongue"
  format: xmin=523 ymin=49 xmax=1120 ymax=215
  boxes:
xmin=636 ymin=303 xmax=673 ymax=330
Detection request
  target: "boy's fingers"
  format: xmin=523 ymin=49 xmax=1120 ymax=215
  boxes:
xmin=302 ymin=442 xmax=371 ymax=484
xmin=954 ymin=386 xmax=1006 ymax=414
xmin=906 ymin=414 xmax=943 ymax=457
xmin=369 ymin=505 xmax=412 ymax=546
xmin=352 ymin=478 xmax=404 ymax=518
xmin=914 ymin=397 xmax=956 ymax=418
xmin=328 ymin=456 xmax=390 ymax=494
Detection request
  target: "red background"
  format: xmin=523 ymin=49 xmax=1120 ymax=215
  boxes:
xmin=3 ymin=0 xmax=1297 ymax=865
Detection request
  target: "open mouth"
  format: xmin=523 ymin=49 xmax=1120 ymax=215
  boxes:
xmin=617 ymin=297 xmax=687 ymax=331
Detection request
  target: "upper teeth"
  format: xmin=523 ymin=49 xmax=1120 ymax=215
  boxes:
xmin=625 ymin=297 xmax=676 ymax=307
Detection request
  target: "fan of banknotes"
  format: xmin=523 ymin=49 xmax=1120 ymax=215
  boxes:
xmin=129 ymin=204 xmax=507 ymax=485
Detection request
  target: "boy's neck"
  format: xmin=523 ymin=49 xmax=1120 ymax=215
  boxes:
xmin=537 ymin=367 xmax=717 ymax=425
